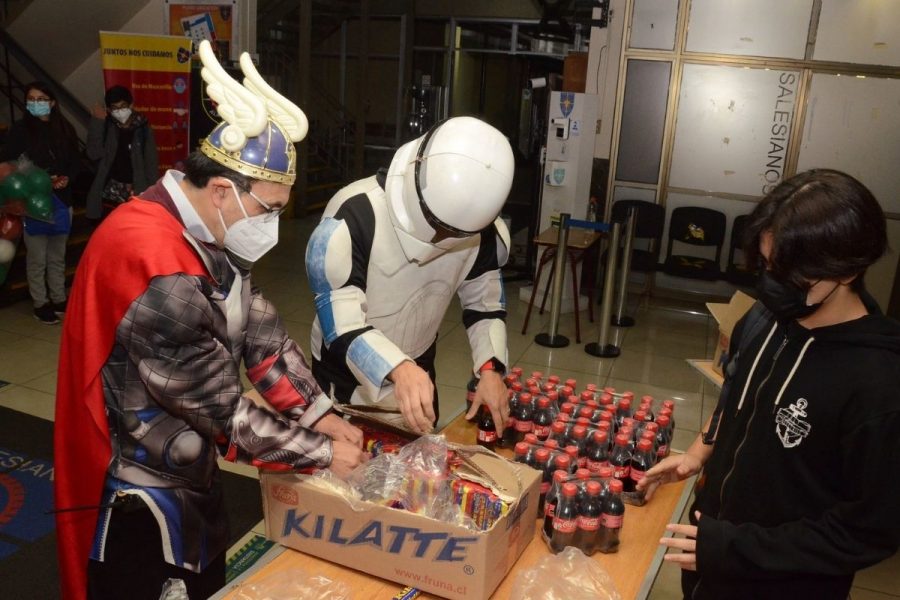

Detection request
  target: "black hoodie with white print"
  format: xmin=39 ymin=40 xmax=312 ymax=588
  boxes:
xmin=688 ymin=295 xmax=900 ymax=600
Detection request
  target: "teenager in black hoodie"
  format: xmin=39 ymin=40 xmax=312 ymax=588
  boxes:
xmin=638 ymin=169 xmax=900 ymax=600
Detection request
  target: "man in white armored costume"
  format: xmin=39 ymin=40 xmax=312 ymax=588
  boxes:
xmin=305 ymin=117 xmax=514 ymax=433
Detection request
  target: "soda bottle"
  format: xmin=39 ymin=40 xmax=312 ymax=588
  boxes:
xmin=619 ymin=425 xmax=636 ymax=453
xmin=465 ymin=377 xmax=478 ymax=414
xmin=510 ymin=365 xmax=524 ymax=380
xmin=546 ymin=390 xmax=560 ymax=417
xmin=662 ymin=399 xmax=676 ymax=431
xmin=550 ymin=482 xmax=579 ymax=553
xmin=530 ymin=371 xmax=544 ymax=386
xmin=640 ymin=395 xmax=655 ymax=421
xmin=547 ymin=374 xmax=561 ymax=389
xmin=621 ymin=390 xmax=635 ymax=403
xmin=599 ymin=392 xmax=614 ymax=409
xmin=549 ymin=421 xmax=568 ymax=446
xmin=524 ymin=432 xmax=539 ymax=446
xmin=609 ymin=433 xmax=632 ymax=481
xmin=513 ymin=392 xmax=534 ymax=443
xmin=586 ymin=430 xmax=610 ymax=473
xmin=564 ymin=378 xmax=578 ymax=393
xmin=576 ymin=480 xmax=603 ymax=555
xmin=535 ymin=448 xmax=553 ymax=514
xmin=579 ymin=390 xmax=594 ymax=405
xmin=560 ymin=401 xmax=576 ymax=417
xmin=598 ymin=479 xmax=625 ymax=553
xmin=615 ymin=398 xmax=632 ymax=429
xmin=578 ymin=405 xmax=595 ymax=422
xmin=502 ymin=389 xmax=520 ymax=448
xmin=532 ymin=396 xmax=554 ymax=440
xmin=513 ymin=442 xmax=530 ymax=465
xmin=543 ymin=470 xmax=569 ymax=538
xmin=641 ymin=426 xmax=659 ymax=456
xmin=552 ymin=452 xmax=572 ymax=475
xmin=655 ymin=414 xmax=672 ymax=459
xmin=574 ymin=467 xmax=591 ymax=507
xmin=476 ymin=405 xmax=497 ymax=449
xmin=564 ymin=445 xmax=579 ymax=473
xmin=628 ymin=438 xmax=656 ymax=498
xmin=559 ymin=385 xmax=574 ymax=404
xmin=570 ymin=425 xmax=588 ymax=468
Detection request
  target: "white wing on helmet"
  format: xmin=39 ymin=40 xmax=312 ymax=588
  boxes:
xmin=239 ymin=52 xmax=309 ymax=142
xmin=198 ymin=40 xmax=267 ymax=151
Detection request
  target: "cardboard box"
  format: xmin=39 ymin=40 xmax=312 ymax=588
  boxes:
xmin=260 ymin=450 xmax=541 ymax=600
xmin=706 ymin=291 xmax=756 ymax=376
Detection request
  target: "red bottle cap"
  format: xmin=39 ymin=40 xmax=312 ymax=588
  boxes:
xmin=618 ymin=398 xmax=632 ymax=410
xmin=553 ymin=470 xmax=569 ymax=483
xmin=552 ymin=421 xmax=566 ymax=435
xmin=593 ymin=430 xmax=608 ymax=445
xmin=656 ymin=415 xmax=671 ymax=427
xmin=545 ymin=439 xmax=559 ymax=450
xmin=640 ymin=431 xmax=656 ymax=443
xmin=565 ymin=446 xmax=579 ymax=460
xmin=622 ymin=391 xmax=635 ymax=400
xmin=531 ymin=371 xmax=544 ymax=380
xmin=600 ymin=393 xmax=614 ymax=405
xmin=560 ymin=386 xmax=573 ymax=398
xmin=586 ymin=481 xmax=602 ymax=496
xmin=561 ymin=402 xmax=576 ymax=415
xmin=511 ymin=381 xmax=523 ymax=392
xmin=599 ymin=465 xmax=614 ymax=479
xmin=572 ymin=425 xmax=587 ymax=440
xmin=538 ymin=396 xmax=552 ymax=409
xmin=575 ymin=468 xmax=590 ymax=480
xmin=609 ymin=479 xmax=624 ymax=494
xmin=547 ymin=390 xmax=559 ymax=402
xmin=586 ymin=383 xmax=598 ymax=391
xmin=524 ymin=433 xmax=539 ymax=445
xmin=599 ymin=411 xmax=612 ymax=423
xmin=535 ymin=448 xmax=551 ymax=463
xmin=598 ymin=421 xmax=611 ymax=433
xmin=511 ymin=366 xmax=523 ymax=376
xmin=558 ymin=413 xmax=571 ymax=423
xmin=603 ymin=386 xmax=615 ymax=395
xmin=565 ymin=378 xmax=578 ymax=389
xmin=615 ymin=434 xmax=629 ymax=447
xmin=579 ymin=406 xmax=594 ymax=419
xmin=637 ymin=439 xmax=653 ymax=452
xmin=644 ymin=422 xmax=659 ymax=433
xmin=555 ymin=454 xmax=572 ymax=470
xmin=525 ymin=378 xmax=538 ymax=388
xmin=634 ymin=410 xmax=647 ymax=422
xmin=562 ymin=482 xmax=578 ymax=497
xmin=514 ymin=442 xmax=529 ymax=455
xmin=622 ymin=417 xmax=636 ymax=430
xmin=580 ymin=390 xmax=594 ymax=402
xmin=663 ymin=399 xmax=675 ymax=411
xmin=641 ymin=395 xmax=654 ymax=404
xmin=548 ymin=375 xmax=560 ymax=384
xmin=619 ymin=426 xmax=634 ymax=439
xmin=542 ymin=382 xmax=556 ymax=393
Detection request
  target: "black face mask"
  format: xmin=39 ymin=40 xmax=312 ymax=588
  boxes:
xmin=756 ymin=271 xmax=838 ymax=322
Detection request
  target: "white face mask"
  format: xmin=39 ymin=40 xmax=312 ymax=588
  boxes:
xmin=110 ymin=107 xmax=132 ymax=124
xmin=217 ymin=182 xmax=279 ymax=263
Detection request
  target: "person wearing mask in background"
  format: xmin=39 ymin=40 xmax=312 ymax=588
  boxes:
xmin=0 ymin=81 xmax=80 ymax=324
xmin=86 ymin=85 xmax=158 ymax=221
xmin=305 ymin=116 xmax=514 ymax=434
xmin=54 ymin=42 xmax=366 ymax=600
xmin=637 ymin=169 xmax=900 ymax=600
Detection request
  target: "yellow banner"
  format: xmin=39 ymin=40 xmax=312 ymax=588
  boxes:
xmin=99 ymin=32 xmax=191 ymax=73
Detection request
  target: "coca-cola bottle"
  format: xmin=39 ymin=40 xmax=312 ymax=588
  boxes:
xmin=586 ymin=430 xmax=610 ymax=473
xmin=615 ymin=398 xmax=633 ymax=429
xmin=564 ymin=378 xmax=578 ymax=393
xmin=578 ymin=405 xmax=595 ymax=422
xmin=640 ymin=427 xmax=659 ymax=457
xmin=513 ymin=441 xmax=530 ymax=465
xmin=570 ymin=425 xmax=589 ymax=468
xmin=530 ymin=371 xmax=545 ymax=386
xmin=576 ymin=480 xmax=603 ymax=555
xmin=510 ymin=365 xmax=524 ymax=380
xmin=476 ymin=405 xmax=497 ymax=449
xmin=627 ymin=438 xmax=656 ymax=499
xmin=640 ymin=395 xmax=655 ymax=421
xmin=543 ymin=470 xmax=570 ymax=538
xmin=598 ymin=479 xmax=625 ymax=553
xmin=655 ymin=414 xmax=672 ymax=459
xmin=546 ymin=374 xmax=560 ymax=389
xmin=535 ymin=448 xmax=553 ymax=514
xmin=502 ymin=388 xmax=520 ymax=448
xmin=549 ymin=421 xmax=568 ymax=446
xmin=552 ymin=452 xmax=572 ymax=476
xmin=609 ymin=433 xmax=632 ymax=481
xmin=574 ymin=467 xmax=591 ymax=507
xmin=465 ymin=377 xmax=478 ymax=414
xmin=564 ymin=445 xmax=579 ymax=473
xmin=513 ymin=392 xmax=534 ymax=443
xmin=599 ymin=392 xmax=614 ymax=409
xmin=532 ymin=396 xmax=554 ymax=440
xmin=559 ymin=386 xmax=574 ymax=405
xmin=662 ymin=399 xmax=676 ymax=431
xmin=550 ymin=482 xmax=579 ymax=553
xmin=560 ymin=401 xmax=576 ymax=417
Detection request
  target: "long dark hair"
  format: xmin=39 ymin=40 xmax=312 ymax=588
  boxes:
xmin=22 ymin=80 xmax=79 ymax=156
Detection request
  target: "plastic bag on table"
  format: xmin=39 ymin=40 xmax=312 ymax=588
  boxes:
xmin=231 ymin=569 xmax=352 ymax=600
xmin=510 ymin=546 xmax=621 ymax=600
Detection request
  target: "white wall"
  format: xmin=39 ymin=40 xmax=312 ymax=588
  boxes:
xmin=586 ymin=0 xmax=626 ymax=160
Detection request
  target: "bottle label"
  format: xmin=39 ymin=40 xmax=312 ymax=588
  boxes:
xmin=613 ymin=465 xmax=630 ymax=479
xmin=587 ymin=459 xmax=609 ymax=473
xmin=657 ymin=445 xmax=668 ymax=458
xmin=601 ymin=513 xmax=624 ymax=528
xmin=506 ymin=417 xmax=517 ymax=431
xmin=477 ymin=429 xmax=497 ymax=443
xmin=533 ymin=424 xmax=551 ymax=438
xmin=630 ymin=467 xmax=646 ymax=482
xmin=515 ymin=420 xmax=533 ymax=433
xmin=545 ymin=502 xmax=556 ymax=518
xmin=541 ymin=481 xmax=551 ymax=494
xmin=553 ymin=517 xmax=577 ymax=534
xmin=577 ymin=515 xmax=601 ymax=532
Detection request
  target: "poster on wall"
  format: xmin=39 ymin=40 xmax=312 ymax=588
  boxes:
xmin=165 ymin=0 xmax=239 ymax=60
xmin=99 ymin=32 xmax=193 ymax=173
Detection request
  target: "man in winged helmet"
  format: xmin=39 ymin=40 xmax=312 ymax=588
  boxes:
xmin=54 ymin=41 xmax=366 ymax=600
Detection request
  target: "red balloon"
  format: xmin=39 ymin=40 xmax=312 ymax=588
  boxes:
xmin=0 ymin=162 xmax=15 ymax=182
xmin=0 ymin=214 xmax=22 ymax=240
xmin=0 ymin=199 xmax=26 ymax=216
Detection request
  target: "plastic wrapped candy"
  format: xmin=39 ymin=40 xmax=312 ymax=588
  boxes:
xmin=231 ymin=569 xmax=351 ymax=600
xmin=510 ymin=546 xmax=621 ymax=600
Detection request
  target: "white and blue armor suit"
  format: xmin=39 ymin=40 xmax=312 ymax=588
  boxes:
xmin=305 ymin=117 xmax=515 ymax=414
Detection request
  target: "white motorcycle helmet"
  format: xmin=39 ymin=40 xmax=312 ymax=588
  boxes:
xmin=385 ymin=116 xmax=514 ymax=263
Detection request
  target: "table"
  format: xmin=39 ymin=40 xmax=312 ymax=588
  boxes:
xmin=214 ymin=413 xmax=693 ymax=600
xmin=521 ymin=227 xmax=604 ymax=343
xmin=686 ymin=359 xmax=724 ymax=389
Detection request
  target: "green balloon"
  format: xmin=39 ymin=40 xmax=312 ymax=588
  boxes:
xmin=24 ymin=168 xmax=52 ymax=196
xmin=1 ymin=172 xmax=28 ymax=200
xmin=26 ymin=192 xmax=53 ymax=220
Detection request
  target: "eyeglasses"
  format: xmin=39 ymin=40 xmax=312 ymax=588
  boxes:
xmin=244 ymin=189 xmax=286 ymax=222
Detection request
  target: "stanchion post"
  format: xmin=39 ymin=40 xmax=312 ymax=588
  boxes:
xmin=535 ymin=213 xmax=571 ymax=348
xmin=585 ymin=221 xmax=621 ymax=357
xmin=612 ymin=206 xmax=637 ymax=327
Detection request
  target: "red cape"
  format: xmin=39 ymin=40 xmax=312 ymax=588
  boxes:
xmin=54 ymin=198 xmax=207 ymax=600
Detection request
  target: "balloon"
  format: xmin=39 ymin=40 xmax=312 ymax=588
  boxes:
xmin=0 ymin=238 xmax=16 ymax=263
xmin=0 ymin=172 xmax=28 ymax=200
xmin=1 ymin=199 xmax=26 ymax=216
xmin=24 ymin=168 xmax=53 ymax=196
xmin=0 ymin=162 xmax=14 ymax=183
xmin=25 ymin=192 xmax=53 ymax=220
xmin=0 ymin=214 xmax=22 ymax=240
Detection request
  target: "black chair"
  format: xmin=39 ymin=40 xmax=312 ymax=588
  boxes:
xmin=725 ymin=214 xmax=759 ymax=287
xmin=662 ymin=206 xmax=727 ymax=281
xmin=609 ymin=199 xmax=666 ymax=274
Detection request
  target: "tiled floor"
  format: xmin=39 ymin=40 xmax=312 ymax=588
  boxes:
xmin=0 ymin=215 xmax=896 ymax=599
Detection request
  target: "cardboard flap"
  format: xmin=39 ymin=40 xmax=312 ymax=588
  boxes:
xmin=706 ymin=291 xmax=756 ymax=337
xmin=452 ymin=447 xmax=533 ymax=503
